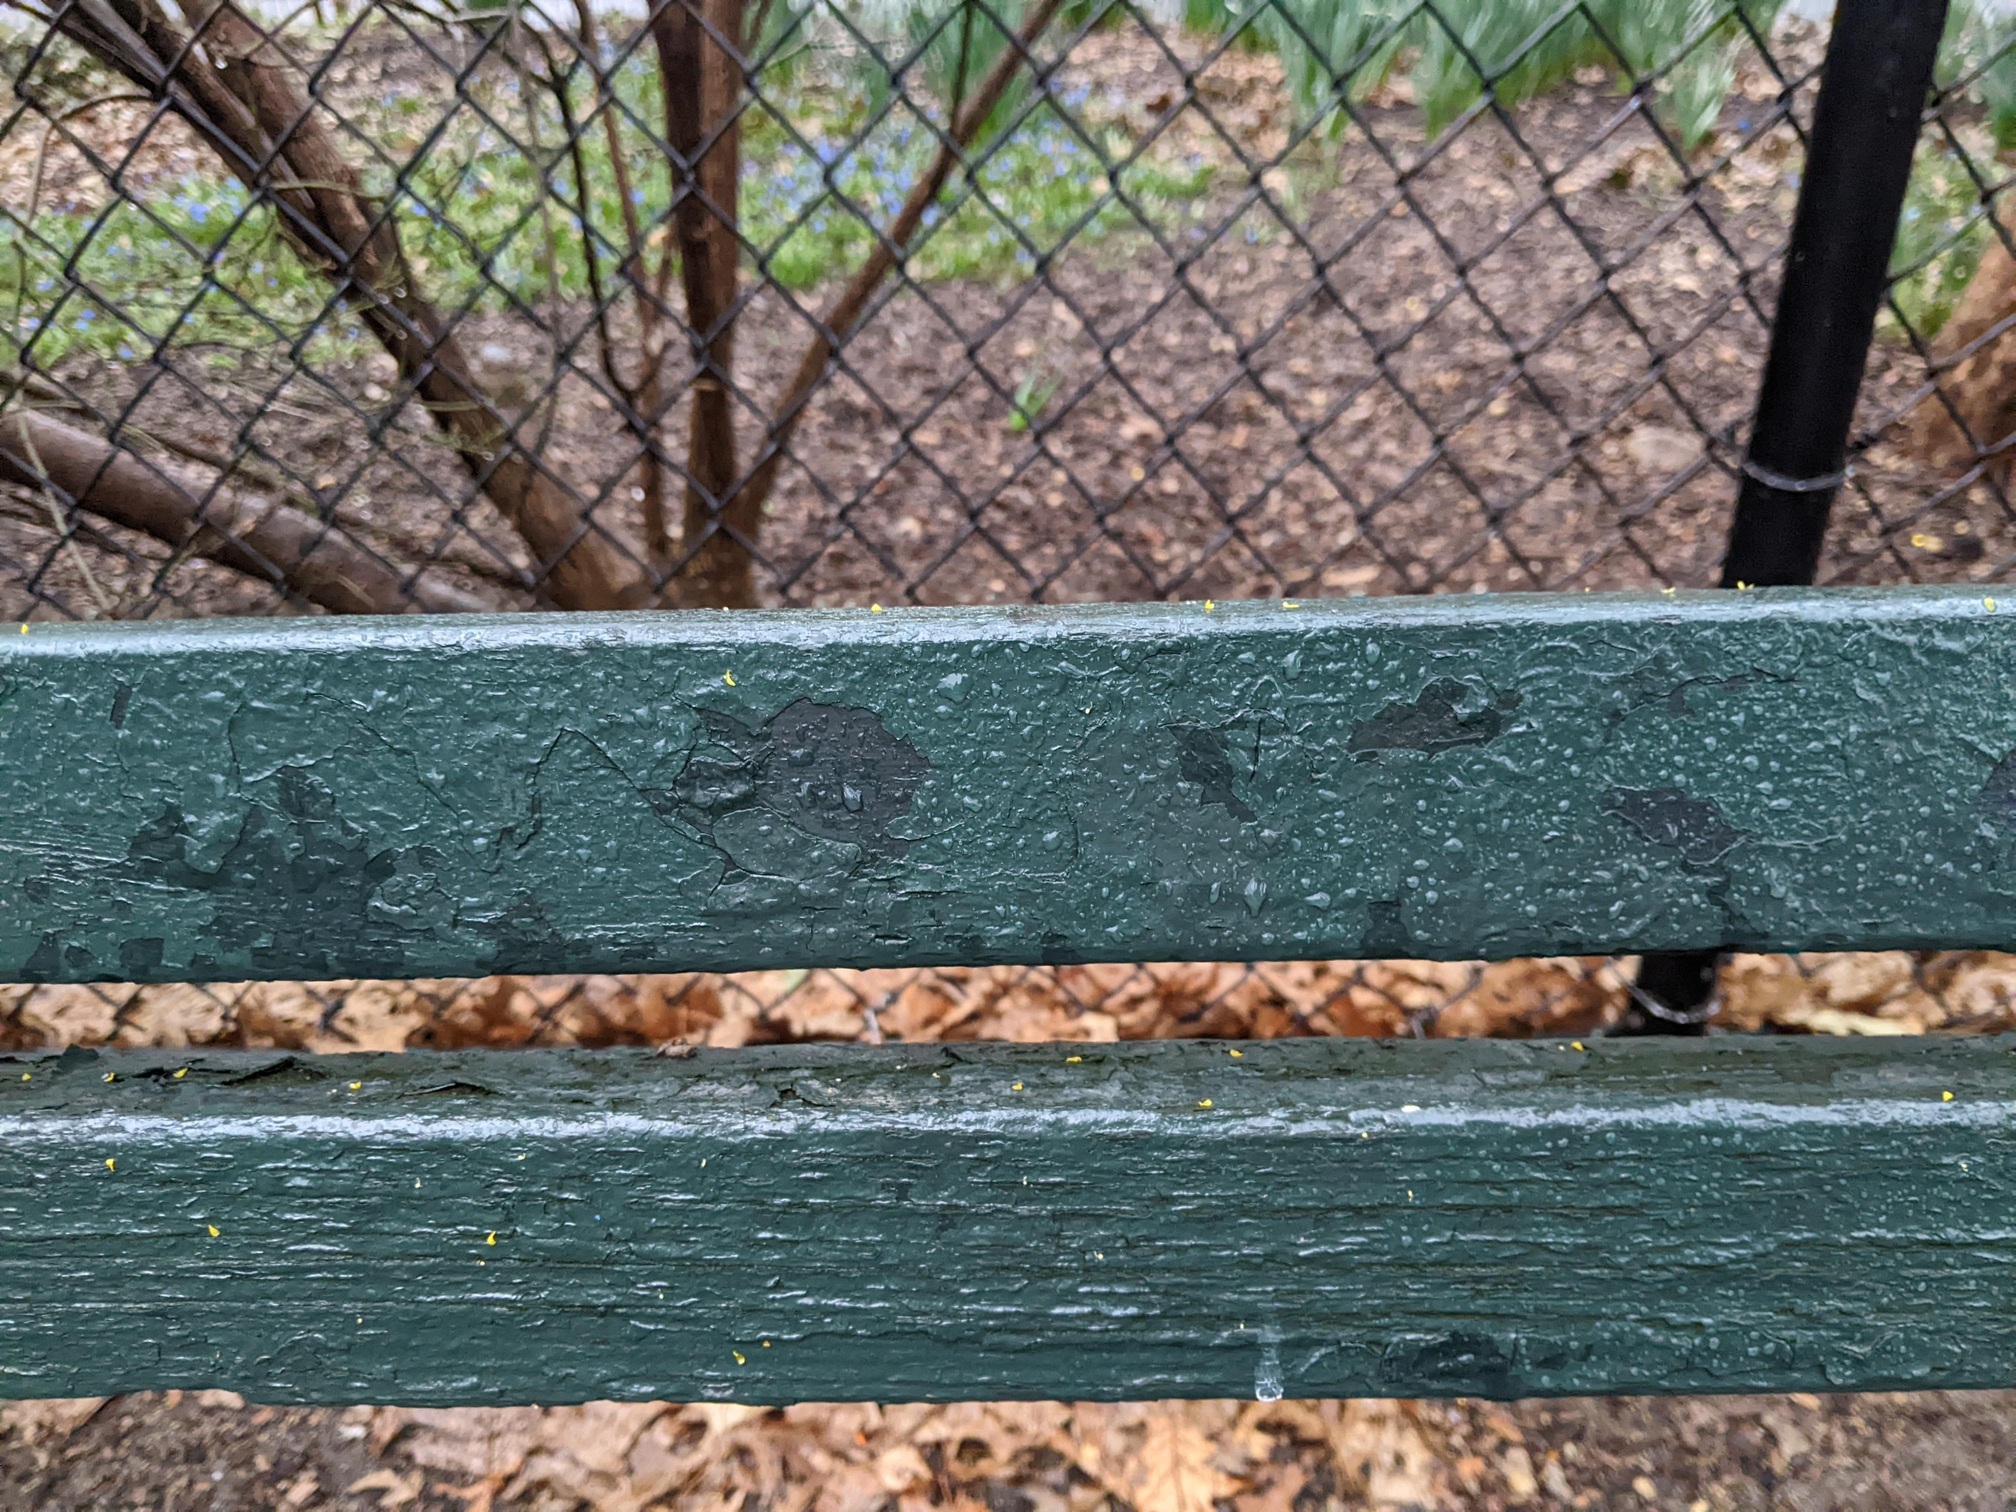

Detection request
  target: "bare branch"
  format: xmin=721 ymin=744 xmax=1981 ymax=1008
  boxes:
xmin=0 ymin=408 xmax=493 ymax=615
xmin=674 ymin=0 xmax=1067 ymax=606
xmin=52 ymin=0 xmax=652 ymax=609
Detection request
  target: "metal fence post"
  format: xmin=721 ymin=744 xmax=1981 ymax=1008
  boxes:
xmin=1622 ymin=0 xmax=1951 ymax=1034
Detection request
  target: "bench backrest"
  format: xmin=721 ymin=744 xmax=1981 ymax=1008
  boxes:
xmin=3 ymin=586 xmax=2013 ymax=1408
xmin=3 ymin=587 xmax=2008 ymax=982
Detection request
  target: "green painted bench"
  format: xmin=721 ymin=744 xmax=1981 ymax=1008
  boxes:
xmin=4 ymin=586 xmax=2016 ymax=1404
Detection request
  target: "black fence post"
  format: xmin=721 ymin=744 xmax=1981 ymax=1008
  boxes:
xmin=1621 ymin=0 xmax=1951 ymax=1034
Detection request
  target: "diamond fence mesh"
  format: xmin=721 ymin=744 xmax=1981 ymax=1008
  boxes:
xmin=1 ymin=0 xmax=2013 ymax=1051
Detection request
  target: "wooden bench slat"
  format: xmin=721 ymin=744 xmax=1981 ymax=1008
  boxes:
xmin=2 ymin=1036 xmax=2012 ymax=1403
xmin=4 ymin=587 xmax=2013 ymax=982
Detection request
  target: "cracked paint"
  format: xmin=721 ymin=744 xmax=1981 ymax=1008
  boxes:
xmin=2 ymin=1035 xmax=2014 ymax=1403
xmin=1604 ymin=787 xmax=1746 ymax=868
xmin=0 ymin=589 xmax=2012 ymax=979
xmin=1348 ymin=678 xmax=1521 ymax=759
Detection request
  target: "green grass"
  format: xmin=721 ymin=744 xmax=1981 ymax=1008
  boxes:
xmin=1888 ymin=142 xmax=1998 ymax=342
xmin=0 ymin=48 xmax=1208 ymax=369
xmin=1880 ymin=0 xmax=2016 ymax=341
xmin=1181 ymin=0 xmax=1782 ymax=147
xmin=1 ymin=182 xmax=354 ymax=369
xmin=6 ymin=0 xmax=2013 ymax=367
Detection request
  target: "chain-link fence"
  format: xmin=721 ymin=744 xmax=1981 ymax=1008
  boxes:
xmin=2 ymin=0 xmax=2015 ymax=1050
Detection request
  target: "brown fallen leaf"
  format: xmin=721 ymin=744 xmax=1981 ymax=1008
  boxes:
xmin=433 ymin=1472 xmax=507 ymax=1512
xmin=372 ymin=1406 xmax=543 ymax=1476
xmin=1329 ymin=1401 xmax=1445 ymax=1511
xmin=0 ymin=1396 xmax=107 ymax=1447
xmin=1235 ymin=1462 xmax=1309 ymax=1512
xmin=1123 ymin=1409 xmax=1244 ymax=1512
xmin=811 ymin=1461 xmax=894 ymax=1512
xmin=346 ymin=1468 xmax=422 ymax=1510
xmin=873 ymin=1443 xmax=934 ymax=1494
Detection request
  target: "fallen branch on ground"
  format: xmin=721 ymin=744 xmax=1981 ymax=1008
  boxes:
xmin=0 ymin=408 xmax=493 ymax=615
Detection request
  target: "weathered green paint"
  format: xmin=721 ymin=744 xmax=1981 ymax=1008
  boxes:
xmin=3 ymin=1036 xmax=2014 ymax=1403
xmin=5 ymin=587 xmax=2016 ymax=982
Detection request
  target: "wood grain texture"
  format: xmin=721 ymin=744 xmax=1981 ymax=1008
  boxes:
xmin=5 ymin=587 xmax=2016 ymax=982
xmin=2 ymin=1037 xmax=2013 ymax=1403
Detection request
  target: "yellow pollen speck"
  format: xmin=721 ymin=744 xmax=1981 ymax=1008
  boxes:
xmin=102 ymin=1072 xmax=115 ymax=1083
xmin=18 ymin=624 xmax=25 ymax=634
xmin=871 ymin=603 xmax=883 ymax=613
xmin=20 ymin=1073 xmax=28 ymax=1082
xmin=1229 ymin=1048 xmax=1243 ymax=1057
xmin=104 ymin=1158 xmax=114 ymax=1172
xmin=722 ymin=671 xmax=736 ymax=687
xmin=173 ymin=1068 xmax=187 ymax=1079
xmin=349 ymin=1081 xmax=362 ymax=1091
xmin=1989 ymin=598 xmax=2000 ymax=612
xmin=1204 ymin=599 xmax=1215 ymax=612
xmin=486 ymin=1231 xmax=498 ymax=1245
xmin=1130 ymin=465 xmax=1146 ymax=482
xmin=206 ymin=1224 xmax=220 ymax=1238
xmin=1662 ymin=586 xmax=1676 ymax=596
xmin=1095 ymin=1251 xmax=1104 ymax=1260
xmin=763 ymin=1339 xmax=771 ymax=1347
xmin=1281 ymin=600 xmax=1299 ymax=610
xmin=1571 ymin=1041 xmax=1585 ymax=1051
xmin=1197 ymin=1098 xmax=1214 ymax=1109
xmin=1943 ymin=1090 xmax=1955 ymax=1102
xmin=733 ymin=1350 xmax=747 ymax=1365
xmin=1066 ymin=1055 xmax=1083 ymax=1063
xmin=1012 ymin=1082 xmax=1025 ymax=1091
xmin=1736 ymin=580 xmax=1752 ymax=590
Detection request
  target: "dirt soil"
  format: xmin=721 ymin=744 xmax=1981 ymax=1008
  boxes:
xmin=9 ymin=1388 xmax=2016 ymax=1512
xmin=6 ymin=17 xmax=1986 ymax=620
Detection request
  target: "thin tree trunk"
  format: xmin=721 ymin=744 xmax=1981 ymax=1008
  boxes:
xmin=558 ymin=0 xmax=674 ymax=565
xmin=652 ymin=0 xmax=750 ymax=605
xmin=0 ymin=409 xmax=491 ymax=614
xmin=55 ymin=0 xmax=652 ymax=610
xmin=717 ymin=0 xmax=1067 ymax=580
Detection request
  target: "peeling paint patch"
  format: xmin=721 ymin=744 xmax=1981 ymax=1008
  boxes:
xmin=1363 ymin=898 xmax=1411 ymax=956
xmin=662 ymin=700 xmax=929 ymax=862
xmin=1981 ymin=748 xmax=2016 ymax=836
xmin=1378 ymin=1330 xmax=1518 ymax=1396
xmin=1605 ymin=787 xmax=1744 ymax=867
xmin=1349 ymin=679 xmax=1520 ymax=759
xmin=1169 ymin=723 xmax=1255 ymax=823
xmin=119 ymin=767 xmax=446 ymax=978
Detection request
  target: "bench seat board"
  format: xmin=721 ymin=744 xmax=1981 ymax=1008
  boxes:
xmin=2 ymin=1036 xmax=2013 ymax=1404
xmin=4 ymin=586 xmax=2016 ymax=982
